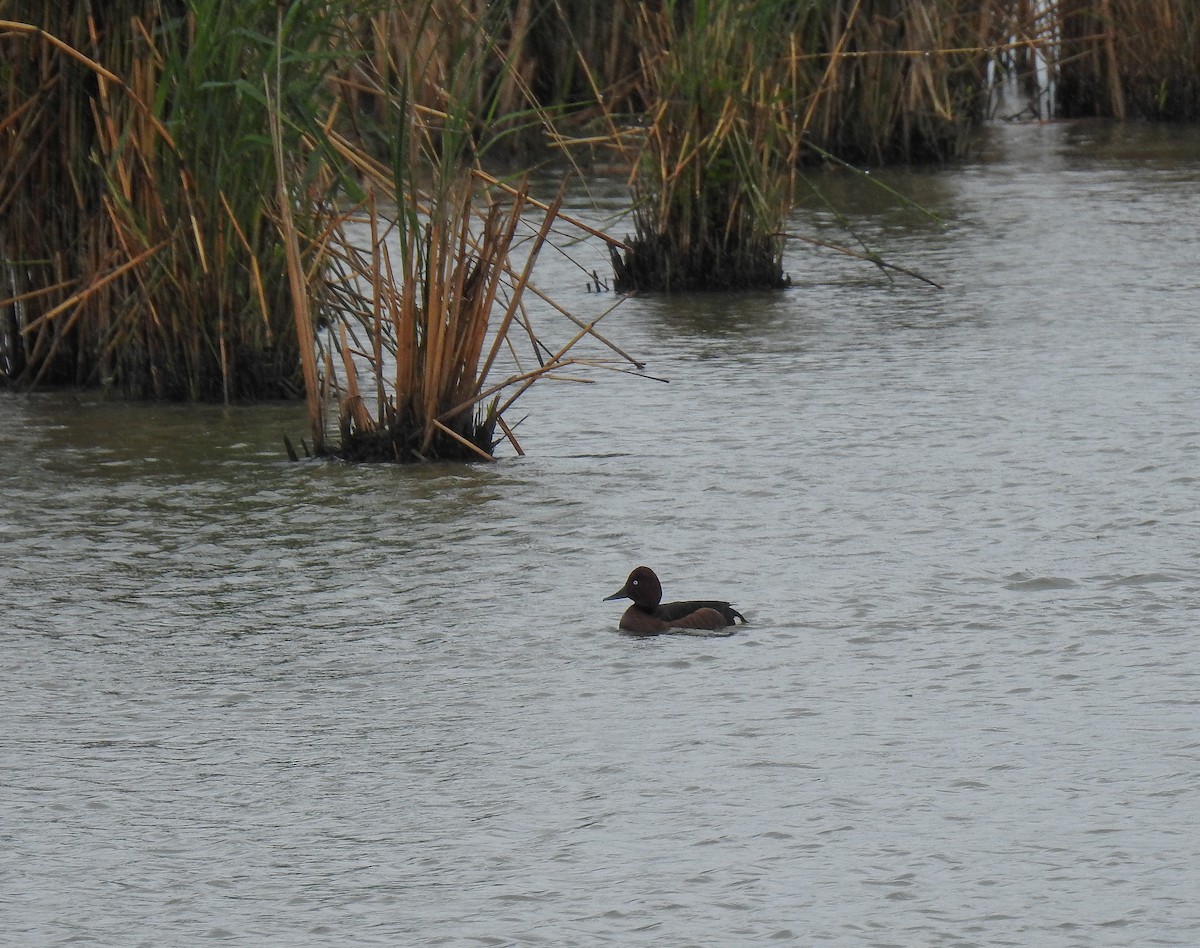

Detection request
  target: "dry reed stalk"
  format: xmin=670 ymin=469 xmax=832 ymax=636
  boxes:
xmin=1055 ymin=0 xmax=1199 ymax=119
xmin=495 ymin=414 xmax=524 ymax=456
xmin=367 ymin=197 xmax=387 ymax=422
xmin=269 ymin=66 xmax=324 ymax=451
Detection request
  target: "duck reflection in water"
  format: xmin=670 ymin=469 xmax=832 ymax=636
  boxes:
xmin=604 ymin=566 xmax=746 ymax=635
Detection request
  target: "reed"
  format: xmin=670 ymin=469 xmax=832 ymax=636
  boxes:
xmin=608 ymin=0 xmax=797 ymax=293
xmin=1055 ymin=0 xmax=1200 ymax=119
xmin=339 ymin=0 xmax=545 ymax=165
xmin=15 ymin=0 xmax=1195 ymax=424
xmin=604 ymin=0 xmax=1002 ymax=292
xmin=279 ymin=0 xmax=638 ymax=462
xmin=0 ymin=1 xmax=347 ymax=399
xmin=333 ymin=0 xmax=650 ymax=166
xmin=277 ymin=161 xmax=640 ymax=462
xmin=287 ymin=177 xmax=535 ymax=462
xmin=783 ymin=1 xmax=998 ymax=165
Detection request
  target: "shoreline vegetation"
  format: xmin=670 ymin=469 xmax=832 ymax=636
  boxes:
xmin=2 ymin=1 xmax=1197 ymax=458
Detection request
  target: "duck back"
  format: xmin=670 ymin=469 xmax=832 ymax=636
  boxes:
xmin=655 ymin=599 xmax=746 ymax=626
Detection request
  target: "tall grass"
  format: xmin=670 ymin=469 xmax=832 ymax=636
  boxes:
xmin=333 ymin=0 xmax=650 ymax=165
xmin=608 ymin=0 xmax=797 ymax=292
xmin=605 ymin=0 xmax=1006 ymax=292
xmin=785 ymin=1 xmax=998 ymax=165
xmin=6 ymin=0 xmax=1196 ymax=415
xmin=1055 ymin=0 xmax=1200 ymax=119
xmin=1 ymin=0 xmax=347 ymax=399
xmin=280 ymin=0 xmax=638 ymax=461
xmin=285 ymin=174 xmax=561 ymax=462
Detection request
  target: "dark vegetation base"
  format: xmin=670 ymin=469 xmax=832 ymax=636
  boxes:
xmin=330 ymin=421 xmax=498 ymax=464
xmin=0 ymin=340 xmax=303 ymax=402
xmin=610 ymin=240 xmax=790 ymax=294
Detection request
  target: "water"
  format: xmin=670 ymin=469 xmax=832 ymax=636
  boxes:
xmin=3 ymin=122 xmax=1199 ymax=946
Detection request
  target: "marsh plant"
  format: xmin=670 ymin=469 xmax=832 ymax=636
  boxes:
xmin=1055 ymin=0 xmax=1200 ymax=119
xmin=0 ymin=0 xmax=349 ymax=399
xmin=278 ymin=1 xmax=638 ymax=461
xmin=607 ymin=0 xmax=798 ymax=293
xmin=606 ymin=0 xmax=1004 ymax=293
xmin=288 ymin=174 xmax=637 ymax=463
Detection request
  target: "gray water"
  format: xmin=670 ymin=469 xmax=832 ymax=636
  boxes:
xmin=3 ymin=121 xmax=1198 ymax=946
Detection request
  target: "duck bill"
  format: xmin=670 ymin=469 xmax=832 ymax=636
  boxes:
xmin=603 ymin=585 xmax=630 ymax=602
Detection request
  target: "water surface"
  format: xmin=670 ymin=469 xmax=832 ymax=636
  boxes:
xmin=3 ymin=121 xmax=1199 ymax=946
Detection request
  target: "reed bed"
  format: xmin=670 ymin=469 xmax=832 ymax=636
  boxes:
xmin=1 ymin=1 xmax=345 ymax=399
xmin=1055 ymin=0 xmax=1200 ymax=119
xmin=785 ymin=1 xmax=999 ymax=165
xmin=5 ymin=0 xmax=1199 ymax=415
xmin=603 ymin=0 xmax=1012 ymax=292
xmin=335 ymin=0 xmax=649 ymax=165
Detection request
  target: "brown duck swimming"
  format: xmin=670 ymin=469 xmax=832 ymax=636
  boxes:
xmin=604 ymin=565 xmax=746 ymax=635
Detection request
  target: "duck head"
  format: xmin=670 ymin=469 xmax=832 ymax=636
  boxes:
xmin=604 ymin=565 xmax=662 ymax=610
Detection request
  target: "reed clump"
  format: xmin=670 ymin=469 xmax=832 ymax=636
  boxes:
xmin=0 ymin=1 xmax=346 ymax=400
xmin=279 ymin=1 xmax=638 ymax=462
xmin=608 ymin=0 xmax=797 ymax=293
xmin=605 ymin=0 xmax=1003 ymax=293
xmin=279 ymin=165 xmax=638 ymax=463
xmin=291 ymin=177 xmax=557 ymax=463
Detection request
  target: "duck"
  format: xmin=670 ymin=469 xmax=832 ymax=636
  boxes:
xmin=604 ymin=565 xmax=746 ymax=635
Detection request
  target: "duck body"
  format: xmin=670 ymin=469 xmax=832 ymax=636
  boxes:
xmin=604 ymin=566 xmax=746 ymax=635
